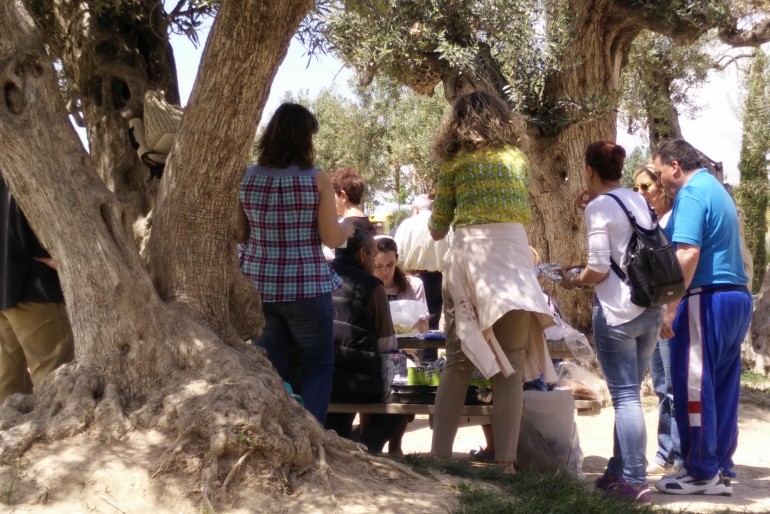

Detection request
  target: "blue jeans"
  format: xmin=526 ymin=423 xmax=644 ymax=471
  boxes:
xmin=650 ymin=338 xmax=681 ymax=467
xmin=593 ymin=302 xmax=663 ymax=486
xmin=254 ymin=293 xmax=334 ymax=424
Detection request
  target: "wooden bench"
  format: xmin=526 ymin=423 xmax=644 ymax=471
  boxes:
xmin=328 ymin=335 xmax=603 ymax=423
xmin=328 ymin=399 xmax=602 ymax=419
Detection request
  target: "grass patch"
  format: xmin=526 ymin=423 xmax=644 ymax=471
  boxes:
xmin=740 ymin=372 xmax=770 ymax=409
xmin=741 ymin=372 xmax=770 ymax=390
xmin=403 ymin=455 xmax=661 ymax=514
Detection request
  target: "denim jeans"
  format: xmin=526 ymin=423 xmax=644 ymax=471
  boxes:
xmin=254 ymin=293 xmax=334 ymax=424
xmin=650 ymin=338 xmax=681 ymax=467
xmin=593 ymin=302 xmax=662 ymax=486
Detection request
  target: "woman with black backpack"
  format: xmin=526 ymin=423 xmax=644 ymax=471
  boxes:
xmin=559 ymin=141 xmax=663 ymax=504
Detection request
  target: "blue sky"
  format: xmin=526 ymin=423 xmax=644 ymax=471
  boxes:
xmin=171 ymin=27 xmax=745 ymax=184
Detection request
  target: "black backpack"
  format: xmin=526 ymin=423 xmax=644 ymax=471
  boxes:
xmin=605 ymin=193 xmax=685 ymax=308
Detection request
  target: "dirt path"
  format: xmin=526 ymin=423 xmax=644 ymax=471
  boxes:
xmin=398 ymin=398 xmax=770 ymax=512
xmin=2 ymin=397 xmax=767 ymax=512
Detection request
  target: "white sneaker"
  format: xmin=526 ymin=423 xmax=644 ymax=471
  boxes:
xmin=656 ymin=472 xmax=731 ymax=496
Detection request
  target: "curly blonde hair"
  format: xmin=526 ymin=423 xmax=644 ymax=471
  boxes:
xmin=432 ymin=91 xmax=529 ymax=164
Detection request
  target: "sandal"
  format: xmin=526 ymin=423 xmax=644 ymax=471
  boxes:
xmin=469 ymin=447 xmax=495 ymax=462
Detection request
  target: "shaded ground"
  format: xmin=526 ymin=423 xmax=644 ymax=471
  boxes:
xmin=0 ymin=429 xmax=460 ymax=513
xmin=1 ymin=392 xmax=768 ymax=512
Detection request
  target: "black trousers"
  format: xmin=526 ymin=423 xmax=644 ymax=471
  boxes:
xmin=418 ymin=270 xmax=443 ymax=362
xmin=325 ymin=412 xmax=408 ymax=453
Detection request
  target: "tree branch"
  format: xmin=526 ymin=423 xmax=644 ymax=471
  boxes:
xmin=714 ymin=52 xmax=756 ymax=70
xmin=167 ymin=0 xmax=186 ymax=18
xmin=719 ymin=17 xmax=770 ymax=47
xmin=610 ymin=0 xmax=712 ymax=45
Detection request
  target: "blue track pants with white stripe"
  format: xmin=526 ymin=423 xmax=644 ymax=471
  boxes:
xmin=669 ymin=288 xmax=752 ymax=480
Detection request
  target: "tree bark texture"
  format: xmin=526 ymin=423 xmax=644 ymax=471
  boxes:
xmin=144 ymin=0 xmax=311 ymax=341
xmin=515 ymin=2 xmax=642 ymax=328
xmin=0 ymin=1 xmax=382 ymax=499
xmin=26 ymin=0 xmax=180 ymax=217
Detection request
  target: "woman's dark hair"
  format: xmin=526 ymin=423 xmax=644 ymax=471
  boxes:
xmin=336 ymin=228 xmax=374 ymax=259
xmin=585 ymin=141 xmax=626 ymax=182
xmin=330 ymin=167 xmax=366 ymax=205
xmin=376 ymin=236 xmax=408 ymax=294
xmin=257 ymin=103 xmax=318 ymax=169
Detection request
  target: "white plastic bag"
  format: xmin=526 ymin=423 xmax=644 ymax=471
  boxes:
xmin=389 ymin=299 xmax=429 ymax=333
xmin=556 ymin=361 xmax=604 ymax=403
xmin=517 ymin=390 xmax=584 ymax=478
xmin=544 ymin=317 xmax=595 ymax=363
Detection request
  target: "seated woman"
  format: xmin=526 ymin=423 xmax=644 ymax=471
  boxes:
xmin=372 ymin=235 xmax=430 ymax=334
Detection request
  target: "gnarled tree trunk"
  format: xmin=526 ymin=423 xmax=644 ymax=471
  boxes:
xmin=0 ymin=0 xmax=412 ymax=509
xmin=26 ymin=0 xmax=179 ymax=218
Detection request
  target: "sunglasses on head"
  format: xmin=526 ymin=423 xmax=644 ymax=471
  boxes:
xmin=633 ymin=182 xmax=653 ymax=193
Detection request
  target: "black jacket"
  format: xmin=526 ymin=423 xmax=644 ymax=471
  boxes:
xmin=0 ymin=173 xmax=64 ymax=311
xmin=330 ymin=255 xmax=383 ymax=403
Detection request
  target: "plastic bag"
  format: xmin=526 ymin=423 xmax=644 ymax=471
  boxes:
xmin=517 ymin=390 xmax=584 ymax=478
xmin=544 ymin=317 xmax=595 ymax=363
xmin=556 ymin=361 xmax=604 ymax=403
xmin=381 ymin=350 xmax=409 ymax=401
xmin=536 ymin=262 xmax=583 ymax=284
xmin=389 ymin=299 xmax=429 ymax=334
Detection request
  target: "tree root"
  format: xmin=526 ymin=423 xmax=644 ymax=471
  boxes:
xmin=0 ymin=364 xmax=100 ymax=458
xmin=0 ymin=354 xmax=434 ymax=511
xmin=350 ymin=449 xmax=426 ymax=480
xmin=220 ymin=448 xmax=254 ymax=491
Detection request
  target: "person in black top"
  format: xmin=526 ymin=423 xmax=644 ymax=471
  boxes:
xmin=0 ymin=173 xmax=73 ymax=403
xmin=325 ymin=228 xmax=408 ymax=453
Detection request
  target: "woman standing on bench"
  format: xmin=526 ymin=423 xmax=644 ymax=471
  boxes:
xmin=428 ymin=91 xmax=556 ymax=474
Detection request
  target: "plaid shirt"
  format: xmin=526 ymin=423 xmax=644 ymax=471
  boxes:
xmin=240 ymin=165 xmax=341 ymax=302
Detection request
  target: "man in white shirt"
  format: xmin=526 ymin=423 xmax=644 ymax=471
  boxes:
xmin=394 ymin=194 xmax=450 ymax=333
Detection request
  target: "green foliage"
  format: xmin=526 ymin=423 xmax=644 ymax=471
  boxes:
xmin=387 ymin=207 xmax=412 ymax=233
xmin=318 ymin=1 xmax=737 ymax=136
xmin=621 ymin=146 xmax=652 ymax=189
xmin=618 ymin=31 xmax=715 ymax=143
xmin=736 ymin=49 xmax=770 ymax=292
xmin=320 ymin=1 xmax=573 ymax=121
xmin=282 ymin=78 xmax=446 ymax=207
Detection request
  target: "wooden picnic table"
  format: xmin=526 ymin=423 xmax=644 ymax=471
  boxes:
xmin=329 ymin=334 xmax=603 ymax=417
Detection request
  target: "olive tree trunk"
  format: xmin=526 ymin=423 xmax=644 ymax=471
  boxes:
xmin=25 ymin=0 xmax=179 ymax=217
xmin=426 ymin=1 xmax=712 ymax=329
xmin=0 ymin=0 xmax=396 ymax=507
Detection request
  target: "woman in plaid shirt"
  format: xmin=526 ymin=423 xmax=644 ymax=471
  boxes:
xmin=237 ymin=103 xmax=354 ymax=423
